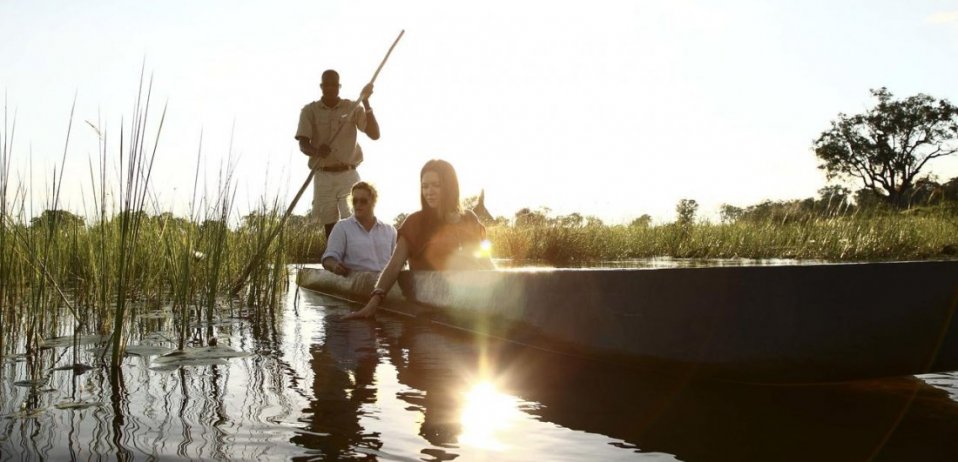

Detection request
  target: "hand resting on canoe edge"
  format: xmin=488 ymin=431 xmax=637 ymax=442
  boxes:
xmin=343 ymin=159 xmax=494 ymax=320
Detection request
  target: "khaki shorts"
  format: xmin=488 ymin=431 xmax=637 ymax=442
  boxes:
xmin=312 ymin=169 xmax=360 ymax=224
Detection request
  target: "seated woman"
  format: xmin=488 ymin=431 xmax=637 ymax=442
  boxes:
xmin=343 ymin=159 xmax=493 ymax=319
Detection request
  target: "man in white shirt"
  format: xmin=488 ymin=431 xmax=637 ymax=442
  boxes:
xmin=322 ymin=181 xmax=396 ymax=275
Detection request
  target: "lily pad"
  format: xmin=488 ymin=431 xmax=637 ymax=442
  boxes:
xmin=40 ymin=335 xmax=112 ymax=349
xmin=141 ymin=332 xmax=174 ymax=343
xmin=149 ymin=346 xmax=251 ymax=370
xmin=3 ymin=407 xmax=46 ymax=420
xmin=52 ymin=363 xmax=96 ymax=374
xmin=13 ymin=379 xmax=46 ymax=388
xmin=125 ymin=345 xmax=174 ymax=357
xmin=138 ymin=311 xmax=171 ymax=320
xmin=150 ymin=358 xmax=230 ymax=371
xmin=192 ymin=319 xmax=240 ymax=328
xmin=55 ymin=401 xmax=101 ymax=411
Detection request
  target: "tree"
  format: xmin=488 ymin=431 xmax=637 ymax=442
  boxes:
xmin=943 ymin=176 xmax=958 ymax=203
xmin=514 ymin=207 xmax=550 ymax=228
xmin=675 ymin=199 xmax=698 ymax=226
xmin=393 ymin=212 xmax=408 ymax=228
xmin=817 ymin=185 xmax=853 ymax=216
xmin=630 ymin=214 xmax=652 ymax=228
xmin=556 ymin=212 xmax=584 ymax=228
xmin=30 ymin=209 xmax=84 ymax=230
xmin=585 ymin=215 xmax=604 ymax=227
xmin=904 ymin=176 xmax=944 ymax=206
xmin=813 ymin=88 xmax=958 ymax=208
xmin=719 ymin=204 xmax=743 ymax=224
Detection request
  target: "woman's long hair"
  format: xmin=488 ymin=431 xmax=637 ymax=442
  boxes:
xmin=419 ymin=159 xmax=461 ymax=240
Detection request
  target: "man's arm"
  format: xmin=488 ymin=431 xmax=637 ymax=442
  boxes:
xmin=298 ymin=137 xmax=331 ymax=158
xmin=359 ymin=83 xmax=380 ymax=140
xmin=342 ymin=236 xmax=409 ymax=319
xmin=297 ymin=137 xmax=315 ymax=156
xmin=296 ymin=105 xmax=331 ymax=157
xmin=321 ymin=223 xmax=350 ymax=276
xmin=322 ymin=256 xmax=350 ymax=276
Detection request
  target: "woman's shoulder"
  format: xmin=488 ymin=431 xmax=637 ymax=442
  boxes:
xmin=400 ymin=211 xmax=425 ymax=226
xmin=398 ymin=211 xmax=424 ymax=236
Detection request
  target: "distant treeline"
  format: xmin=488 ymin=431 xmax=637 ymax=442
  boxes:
xmin=717 ymin=177 xmax=958 ymax=225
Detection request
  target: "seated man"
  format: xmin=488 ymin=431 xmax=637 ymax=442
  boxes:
xmin=322 ymin=181 xmax=397 ymax=276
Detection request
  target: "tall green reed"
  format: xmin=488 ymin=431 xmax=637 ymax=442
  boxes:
xmin=109 ymin=70 xmax=166 ymax=370
xmin=0 ymin=96 xmax=12 ymax=361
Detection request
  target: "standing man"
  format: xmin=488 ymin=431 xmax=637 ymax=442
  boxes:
xmin=296 ymin=69 xmax=381 ymax=239
xmin=322 ymin=181 xmax=396 ymax=275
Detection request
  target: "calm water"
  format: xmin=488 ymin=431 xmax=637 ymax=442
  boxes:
xmin=3 ymin=267 xmax=958 ymax=461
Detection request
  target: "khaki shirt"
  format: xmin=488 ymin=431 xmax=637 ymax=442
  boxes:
xmin=296 ymin=99 xmax=368 ymax=169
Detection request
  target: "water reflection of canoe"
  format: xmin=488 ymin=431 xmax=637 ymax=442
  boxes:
xmin=296 ymin=261 xmax=958 ymax=383
xmin=293 ymin=288 xmax=958 ymax=461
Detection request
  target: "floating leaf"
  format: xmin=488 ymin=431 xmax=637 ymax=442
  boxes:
xmin=3 ymin=407 xmax=46 ymax=420
xmin=52 ymin=363 xmax=96 ymax=374
xmin=192 ymin=319 xmax=240 ymax=328
xmin=138 ymin=311 xmax=171 ymax=320
xmin=141 ymin=332 xmax=174 ymax=343
xmin=13 ymin=379 xmax=46 ymax=388
xmin=125 ymin=345 xmax=174 ymax=357
xmin=293 ymin=428 xmax=331 ymax=437
xmin=40 ymin=335 xmax=111 ymax=349
xmin=55 ymin=401 xmax=101 ymax=410
xmin=150 ymin=358 xmax=229 ymax=371
xmin=149 ymin=346 xmax=251 ymax=370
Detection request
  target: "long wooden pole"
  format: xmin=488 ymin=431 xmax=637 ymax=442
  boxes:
xmin=230 ymin=30 xmax=404 ymax=295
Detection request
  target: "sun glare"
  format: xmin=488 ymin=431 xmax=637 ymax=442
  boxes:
xmin=474 ymin=239 xmax=493 ymax=258
xmin=458 ymin=381 xmax=522 ymax=451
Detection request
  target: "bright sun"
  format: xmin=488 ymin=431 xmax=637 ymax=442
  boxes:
xmin=458 ymin=381 xmax=522 ymax=451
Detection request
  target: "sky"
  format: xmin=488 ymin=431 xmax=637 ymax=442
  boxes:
xmin=2 ymin=0 xmax=958 ymax=225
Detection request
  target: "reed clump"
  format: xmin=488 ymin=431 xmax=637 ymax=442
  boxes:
xmin=0 ymin=84 xmax=303 ymax=368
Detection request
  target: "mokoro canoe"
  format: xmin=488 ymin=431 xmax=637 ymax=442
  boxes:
xmin=296 ymin=261 xmax=958 ymax=383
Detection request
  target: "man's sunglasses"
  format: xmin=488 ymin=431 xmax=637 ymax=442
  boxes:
xmin=352 ymin=197 xmax=371 ymax=206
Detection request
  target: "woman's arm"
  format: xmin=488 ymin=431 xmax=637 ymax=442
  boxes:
xmin=342 ymin=236 xmax=410 ymax=319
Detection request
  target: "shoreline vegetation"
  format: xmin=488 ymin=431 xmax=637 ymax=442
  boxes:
xmin=290 ymin=200 xmax=958 ymax=265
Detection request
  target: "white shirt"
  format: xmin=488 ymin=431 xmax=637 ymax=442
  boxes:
xmin=322 ymin=216 xmax=396 ymax=272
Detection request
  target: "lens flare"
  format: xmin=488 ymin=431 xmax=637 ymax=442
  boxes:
xmin=458 ymin=381 xmax=521 ymax=451
xmin=474 ymin=239 xmax=493 ymax=258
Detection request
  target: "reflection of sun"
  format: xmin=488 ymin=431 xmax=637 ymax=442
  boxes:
xmin=459 ymin=381 xmax=521 ymax=451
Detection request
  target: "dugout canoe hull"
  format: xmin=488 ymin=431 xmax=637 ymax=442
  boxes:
xmin=296 ymin=261 xmax=958 ymax=382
